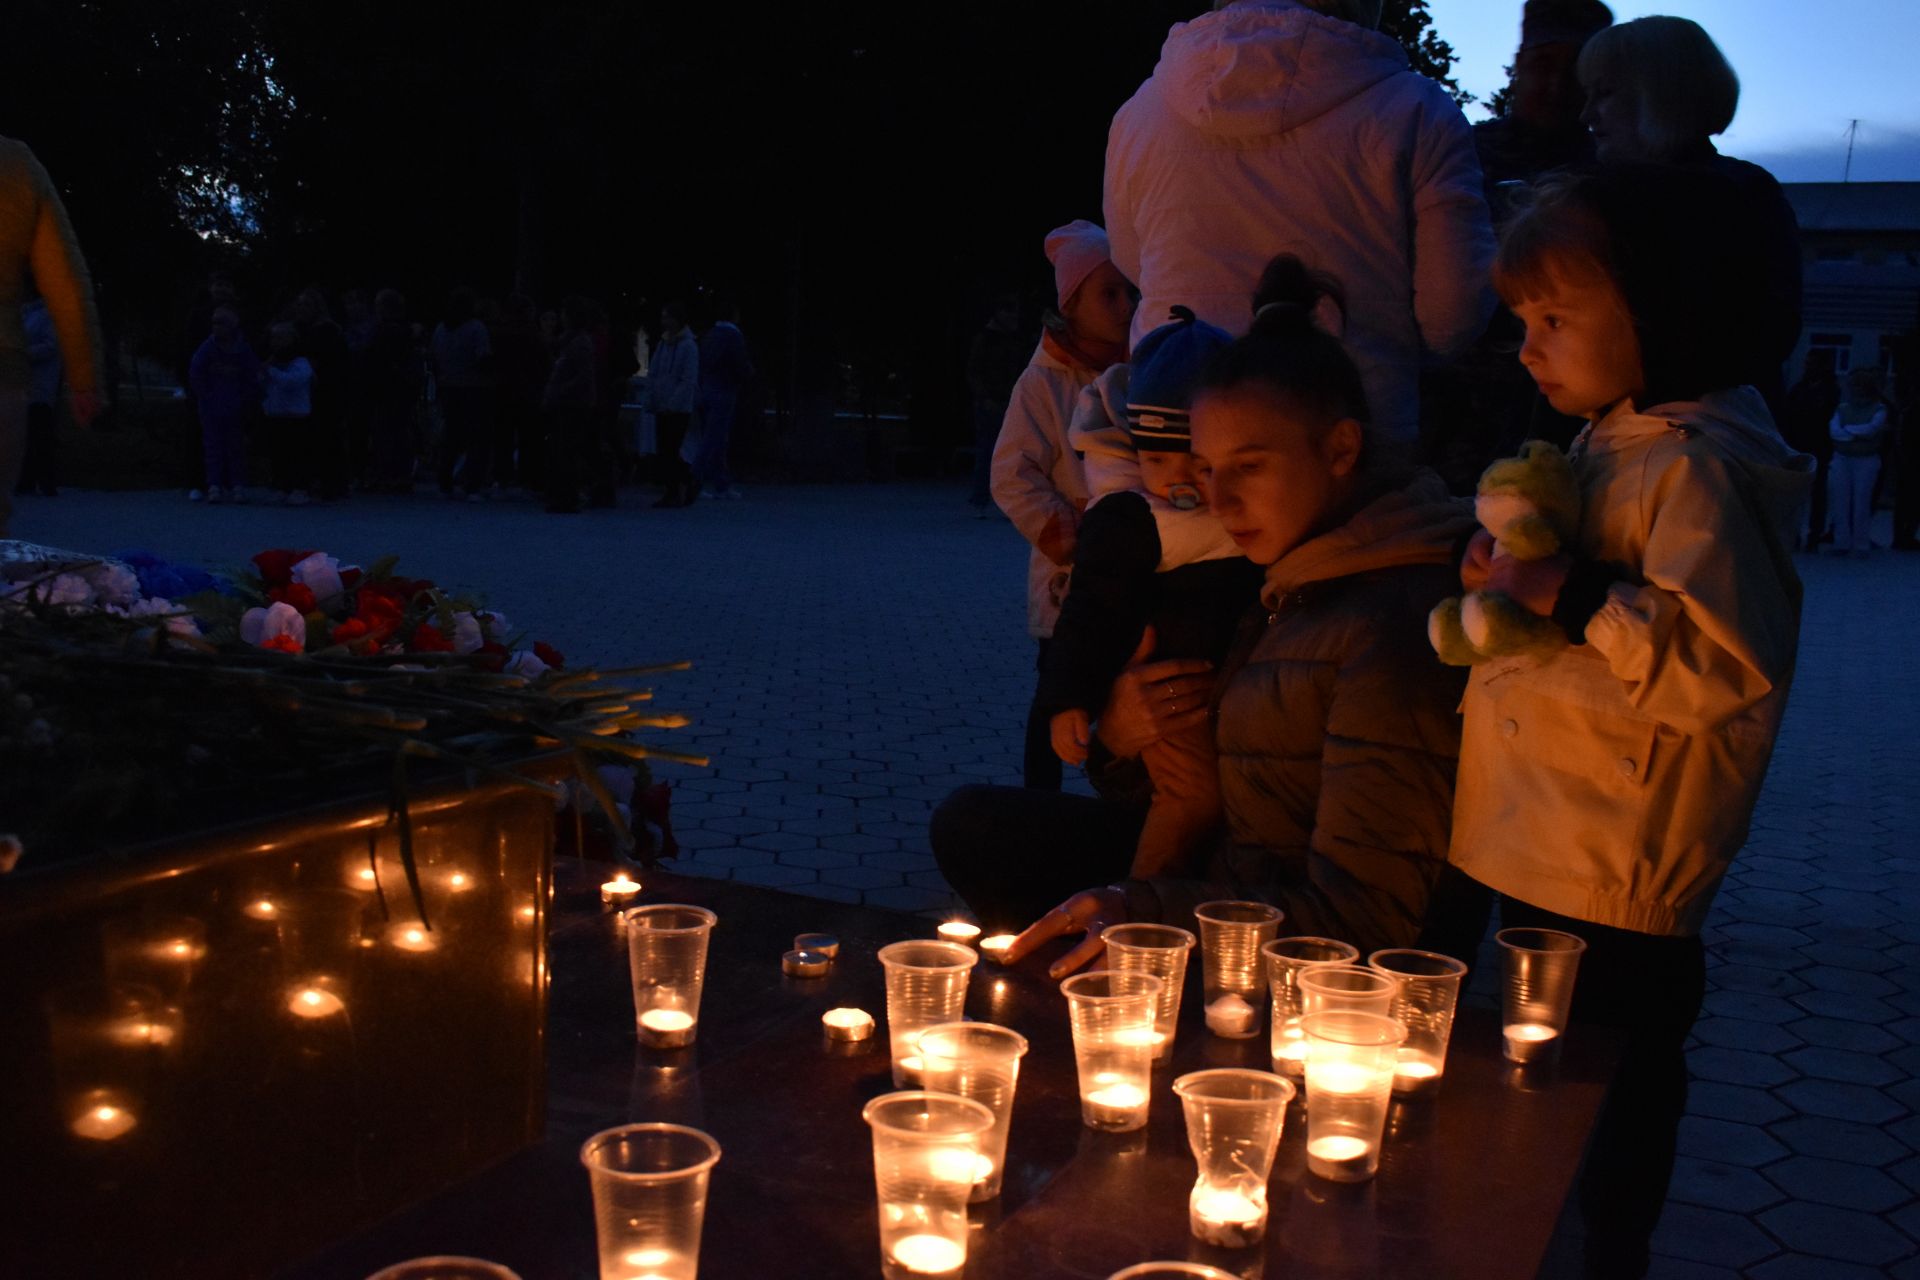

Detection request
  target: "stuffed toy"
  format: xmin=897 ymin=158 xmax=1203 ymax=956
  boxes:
xmin=1428 ymin=440 xmax=1582 ymax=666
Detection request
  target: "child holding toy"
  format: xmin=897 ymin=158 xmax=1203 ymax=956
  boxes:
xmin=1443 ymin=166 xmax=1813 ymax=1279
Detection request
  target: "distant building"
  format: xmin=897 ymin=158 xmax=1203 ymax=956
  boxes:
xmin=1783 ymin=181 xmax=1920 ymax=387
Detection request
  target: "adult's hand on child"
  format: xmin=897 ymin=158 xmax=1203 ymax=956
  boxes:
xmin=1460 ymin=529 xmax=1496 ymax=593
xmin=1005 ymin=886 xmax=1128 ymax=979
xmin=1487 ymin=551 xmax=1572 ymax=617
xmin=1050 ymin=709 xmax=1092 ymax=767
xmin=1037 ymin=509 xmax=1078 ymax=566
xmin=1095 ymin=628 xmax=1214 ymax=759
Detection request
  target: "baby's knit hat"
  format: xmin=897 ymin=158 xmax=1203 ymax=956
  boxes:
xmin=1125 ymin=306 xmax=1234 ymax=453
xmin=1045 ymin=220 xmax=1112 ymax=309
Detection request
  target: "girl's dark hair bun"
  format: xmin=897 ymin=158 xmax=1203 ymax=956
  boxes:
xmin=1197 ymin=253 xmax=1369 ymax=431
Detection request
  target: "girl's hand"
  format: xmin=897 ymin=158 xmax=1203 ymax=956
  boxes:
xmin=1095 ymin=627 xmax=1214 ymax=759
xmin=1050 ymin=709 xmax=1092 ymax=766
xmin=1037 ymin=510 xmax=1077 ymax=566
xmin=1487 ymin=551 xmax=1572 ymax=617
xmin=1004 ymin=887 xmax=1128 ymax=979
xmin=1460 ymin=529 xmax=1496 ymax=592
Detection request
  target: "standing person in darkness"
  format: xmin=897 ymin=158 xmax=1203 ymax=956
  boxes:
xmin=648 ymin=301 xmax=699 ymax=508
xmin=967 ymin=294 xmax=1027 ymax=514
xmin=695 ymin=295 xmax=754 ymax=500
xmin=294 ymin=288 xmax=350 ymax=500
xmin=1781 ymin=350 xmax=1840 ymax=548
xmin=430 ymin=287 xmax=494 ymax=501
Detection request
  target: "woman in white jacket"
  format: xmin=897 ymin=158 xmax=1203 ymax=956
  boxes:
xmin=1104 ymin=0 xmax=1495 ymax=442
xmin=991 ymin=220 xmax=1134 ymax=789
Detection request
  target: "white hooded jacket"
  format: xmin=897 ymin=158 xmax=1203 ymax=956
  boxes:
xmin=1104 ymin=0 xmax=1495 ymax=440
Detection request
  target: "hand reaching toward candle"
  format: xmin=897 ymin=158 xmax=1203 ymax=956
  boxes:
xmin=1004 ymin=887 xmax=1127 ymax=979
xmin=1094 ymin=628 xmax=1214 ymax=760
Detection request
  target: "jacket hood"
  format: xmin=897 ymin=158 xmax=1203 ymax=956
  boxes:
xmin=1262 ymin=468 xmax=1475 ymax=605
xmin=1594 ymin=387 xmax=1816 ymax=537
xmin=1154 ymin=0 xmax=1408 ymax=139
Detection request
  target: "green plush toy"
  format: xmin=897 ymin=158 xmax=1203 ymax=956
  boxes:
xmin=1428 ymin=440 xmax=1582 ymax=666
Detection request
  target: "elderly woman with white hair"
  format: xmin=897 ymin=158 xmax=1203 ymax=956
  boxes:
xmin=1578 ymin=15 xmax=1802 ymax=410
xmin=1103 ymin=0 xmax=1497 ymax=444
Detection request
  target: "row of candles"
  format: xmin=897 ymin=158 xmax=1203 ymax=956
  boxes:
xmin=585 ymin=882 xmax=1589 ymax=1279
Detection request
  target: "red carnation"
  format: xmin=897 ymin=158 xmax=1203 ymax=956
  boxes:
xmin=269 ymin=582 xmax=317 ymax=614
xmin=473 ymin=642 xmax=510 ymax=673
xmin=408 ymin=623 xmax=454 ymax=653
xmin=252 ymin=549 xmax=317 ymax=587
xmin=261 ymin=633 xmax=303 ymax=655
xmin=533 ymin=641 xmax=566 ymax=670
xmin=329 ymin=617 xmax=371 ymax=646
xmin=356 ymin=593 xmax=404 ymax=631
xmin=340 ymin=567 xmax=364 ymax=590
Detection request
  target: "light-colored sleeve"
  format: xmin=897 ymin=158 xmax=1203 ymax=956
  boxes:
xmin=1406 ymin=89 xmax=1495 ymax=361
xmin=1584 ymin=447 xmax=1801 ymax=735
xmin=991 ymin=367 xmax=1077 ymax=549
xmin=1102 ymin=111 xmax=1142 ymax=301
xmin=25 ymin=149 xmax=102 ymax=395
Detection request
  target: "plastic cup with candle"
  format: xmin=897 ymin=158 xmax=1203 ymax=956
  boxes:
xmin=877 ymin=940 xmax=977 ymax=1087
xmin=1301 ymin=1010 xmax=1404 ymax=1183
xmin=1061 ymin=970 xmax=1163 ymax=1132
xmin=625 ymin=905 xmax=717 ymax=1049
xmin=601 ymin=875 xmax=643 ymax=908
xmin=363 ymin=1258 xmax=525 ymax=1280
xmin=1497 ymin=927 xmax=1586 ymax=1065
xmin=1107 ymin=1266 xmax=1241 ymax=1280
xmin=916 ymin=1021 xmax=1029 ymax=1203
xmin=580 ymin=1122 xmax=720 ymax=1280
xmin=862 ymin=1091 xmax=995 ymax=1280
xmin=1297 ymin=965 xmax=1397 ymax=1020
xmin=1102 ymin=923 xmax=1195 ymax=1063
xmin=1173 ymin=1068 xmax=1296 ymax=1247
xmin=1261 ymin=937 xmax=1360 ymax=1077
xmin=1367 ymin=948 xmax=1468 ymax=1096
xmin=1193 ymin=901 xmax=1283 ymax=1039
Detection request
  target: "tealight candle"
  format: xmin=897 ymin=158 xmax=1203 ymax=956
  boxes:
xmin=600 ymin=876 xmax=642 ymax=908
xmin=888 ymin=1233 xmax=966 ymax=1276
xmin=70 ymin=1101 xmax=138 ymax=1142
xmin=936 ymin=921 xmax=981 ymax=944
xmin=978 ymin=934 xmax=1016 ymax=963
xmin=1393 ymin=1054 xmax=1442 ymax=1096
xmin=446 ymin=871 xmax=473 ymax=892
xmin=794 ymin=932 xmax=840 ymax=959
xmin=353 ymin=866 xmax=379 ymax=889
xmin=287 ymin=986 xmax=346 ymax=1020
xmin=783 ymin=949 xmax=831 ymax=978
xmin=822 ymin=1007 xmax=876 ymax=1042
xmin=1306 ymin=1133 xmax=1373 ymax=1179
xmin=638 ymin=1008 xmax=697 ymax=1048
xmin=157 ymin=937 xmax=204 ymax=964
xmin=390 ymin=923 xmax=438 ymax=953
xmin=1191 ymin=1184 xmax=1266 ymax=1248
xmin=1205 ymin=993 xmax=1256 ymax=1037
xmin=1503 ymin=1021 xmax=1559 ymax=1065
xmin=242 ymin=898 xmax=278 ymax=921
xmin=1084 ymin=1078 xmax=1149 ymax=1128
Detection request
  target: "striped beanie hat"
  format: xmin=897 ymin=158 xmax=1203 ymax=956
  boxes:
xmin=1125 ymin=306 xmax=1234 ymax=453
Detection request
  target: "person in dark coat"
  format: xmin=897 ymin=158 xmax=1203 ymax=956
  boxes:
xmin=364 ymin=289 xmax=422 ymax=492
xmin=966 ymin=294 xmax=1027 ymax=511
xmin=1781 ymin=349 xmax=1840 ymax=547
xmin=1473 ymin=0 xmax=1613 ymax=197
xmin=542 ymin=295 xmax=599 ymax=514
xmin=294 ymin=288 xmax=350 ymax=499
xmin=694 ymin=295 xmax=755 ymax=499
xmin=936 ymin=262 xmax=1474 ymax=972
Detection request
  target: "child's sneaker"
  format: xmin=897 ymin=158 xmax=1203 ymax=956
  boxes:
xmin=289 ymin=490 xmax=311 ymax=507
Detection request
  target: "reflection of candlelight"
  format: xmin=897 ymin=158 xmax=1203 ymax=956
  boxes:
xmin=518 ymin=904 xmax=538 ymax=922
xmin=70 ymin=1101 xmax=138 ymax=1142
xmin=978 ymin=935 xmax=1016 ymax=963
xmin=156 ymin=937 xmax=204 ymax=964
xmin=936 ymin=921 xmax=981 ymax=944
xmin=351 ymin=866 xmax=379 ymax=890
xmin=288 ymin=986 xmax=346 ymax=1019
xmin=390 ymin=923 xmax=438 ymax=953
xmin=822 ymin=1007 xmax=875 ymax=1042
xmin=243 ymin=899 xmax=278 ymax=921
xmin=601 ymin=876 xmax=642 ymax=907
xmin=888 ymin=1233 xmax=964 ymax=1275
xmin=447 ymin=872 xmax=472 ymax=892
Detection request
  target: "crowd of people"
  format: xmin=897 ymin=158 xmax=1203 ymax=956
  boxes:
xmin=176 ymin=277 xmax=755 ymax=514
xmin=945 ymin=5 xmax=1896 ymax=1278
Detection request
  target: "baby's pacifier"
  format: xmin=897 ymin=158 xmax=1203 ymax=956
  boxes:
xmin=1168 ymin=484 xmax=1202 ymax=511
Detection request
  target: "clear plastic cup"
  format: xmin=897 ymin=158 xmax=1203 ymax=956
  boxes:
xmin=46 ymin=981 xmax=164 ymax=1142
xmin=1101 ymin=923 xmax=1195 ymax=1063
xmin=1172 ymin=1068 xmax=1297 ymax=1247
xmin=1108 ymin=1266 xmax=1241 ymax=1280
xmin=877 ymin=941 xmax=978 ymax=1087
xmin=579 ymin=1123 xmax=721 ymax=1280
xmin=1368 ymin=948 xmax=1469 ymax=1096
xmin=1497 ymin=927 xmax=1587 ymax=1064
xmin=1193 ymin=901 xmax=1283 ymax=1039
xmin=1060 ymin=970 xmax=1163 ymax=1132
xmin=364 ymin=1259 xmax=524 ymax=1280
xmin=915 ymin=1021 xmax=1029 ymax=1203
xmin=862 ymin=1091 xmax=995 ymax=1280
xmin=625 ymin=906 xmax=718 ymax=1049
xmin=1298 ymin=964 xmax=1397 ymax=1019
xmin=1301 ymin=1010 xmax=1405 ymax=1183
xmin=1262 ymin=936 xmax=1360 ymax=1078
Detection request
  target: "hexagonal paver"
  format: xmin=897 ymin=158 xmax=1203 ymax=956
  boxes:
xmin=1691 ymin=1017 xmax=1805 ymax=1054
xmin=1716 ymin=964 xmax=1811 ymax=997
xmin=1786 ymin=1016 xmax=1907 ymax=1054
xmin=1789 ymin=990 xmax=1903 ymax=1023
xmin=727 ymin=863 xmax=819 ymax=890
xmin=1687 ymin=1081 xmax=1794 ymax=1126
xmin=1676 ymin=1115 xmax=1789 ymax=1168
xmin=1773 ymin=1079 xmax=1906 ymax=1125
xmin=1780 ymin=1045 xmax=1905 ymax=1086
xmin=1761 ymin=1155 xmax=1913 ymax=1212
xmin=1647 ymin=1203 xmax=1781 ymax=1269
xmin=816 ymin=865 xmax=904 ymax=892
xmin=1666 ymin=1155 xmax=1787 ymax=1214
xmin=1749 ymin=1254 xmax=1908 ymax=1280
xmin=1686 ymin=1045 xmax=1800 ymax=1089
xmin=1757 ymin=1201 xmax=1917 ymax=1267
xmin=1797 ymin=965 xmax=1900 ymax=998
xmin=1703 ymin=990 xmax=1806 ymax=1025
xmin=1769 ymin=1115 xmax=1910 ymax=1165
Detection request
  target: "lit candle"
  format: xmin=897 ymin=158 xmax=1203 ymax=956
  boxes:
xmin=888 ymin=1233 xmax=965 ymax=1275
xmin=243 ymin=898 xmax=278 ymax=921
xmin=794 ymin=932 xmax=840 ymax=959
xmin=1393 ymin=1055 xmax=1442 ymax=1096
xmin=601 ymin=876 xmax=642 ymax=908
xmin=1084 ymin=1078 xmax=1149 ymax=1127
xmin=936 ymin=921 xmax=981 ymax=944
xmin=822 ymin=1007 xmax=875 ymax=1042
xmin=927 ymin=1146 xmax=994 ymax=1186
xmin=389 ymin=923 xmax=438 ymax=953
xmin=1311 ymin=1061 xmax=1379 ymax=1096
xmin=1306 ymin=1133 xmax=1373 ymax=1179
xmin=978 ymin=934 xmax=1016 ymax=963
xmin=156 ymin=937 xmax=204 ymax=964
xmin=638 ymin=1008 xmax=696 ymax=1048
xmin=446 ymin=871 xmax=473 ymax=892
xmin=1205 ymin=993 xmax=1256 ymax=1037
xmin=1274 ymin=1023 xmax=1308 ymax=1074
xmin=1503 ymin=1021 xmax=1560 ymax=1065
xmin=1190 ymin=1184 xmax=1266 ymax=1247
xmin=622 ymin=1246 xmax=679 ymax=1276
xmin=352 ymin=866 xmax=379 ymax=889
xmin=783 ymin=949 xmax=831 ymax=978
xmin=70 ymin=1101 xmax=138 ymax=1141
xmin=287 ymin=986 xmax=345 ymax=1019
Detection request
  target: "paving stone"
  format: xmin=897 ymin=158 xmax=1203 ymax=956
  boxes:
xmin=1780 ymin=1045 xmax=1906 ymax=1086
xmin=1691 ymin=1017 xmax=1805 ymax=1054
xmin=1768 ymin=1115 xmax=1911 ymax=1165
xmin=1647 ymin=1203 xmax=1781 ymax=1269
xmin=863 ymin=885 xmax=962 ymax=914
xmin=1685 ymin=1045 xmax=1800 ymax=1089
xmin=1748 ymin=1255 xmax=1909 ymax=1280
xmin=1676 ymin=1115 xmax=1789 ymax=1167
xmin=779 ymin=881 xmax=867 ymax=906
xmin=1787 ymin=1016 xmax=1907 ymax=1054
xmin=1666 ymin=1155 xmax=1787 ymax=1213
xmin=772 ymin=848 xmax=864 ymax=871
xmin=816 ymin=865 xmax=906 ymax=892
xmin=1773 ymin=1079 xmax=1907 ymax=1125
xmin=1762 ymin=1155 xmax=1913 ymax=1213
xmin=727 ymin=863 xmax=820 ymax=890
xmin=739 ymin=831 xmax=821 ymax=854
xmin=1757 ymin=1201 xmax=1916 ymax=1266
xmin=1687 ymin=1082 xmax=1795 ymax=1127
xmin=1701 ymin=990 xmax=1806 ymax=1025
xmin=820 ymin=833 xmax=904 ymax=856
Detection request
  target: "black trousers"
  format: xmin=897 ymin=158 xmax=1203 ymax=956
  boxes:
xmin=929 ymin=784 xmax=1144 ymax=932
xmin=653 ymin=411 xmax=695 ymax=502
xmin=1023 ymin=640 xmax=1062 ymax=791
xmin=16 ymin=402 xmax=55 ymax=493
xmin=1420 ymin=868 xmax=1704 ymax=1279
xmin=266 ymin=416 xmax=313 ymax=494
xmin=544 ymin=406 xmax=592 ymax=511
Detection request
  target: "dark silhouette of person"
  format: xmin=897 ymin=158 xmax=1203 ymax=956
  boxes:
xmin=1781 ymin=349 xmax=1840 ymax=547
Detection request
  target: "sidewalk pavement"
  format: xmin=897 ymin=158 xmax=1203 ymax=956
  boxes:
xmin=11 ymin=484 xmax=1919 ymax=1278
